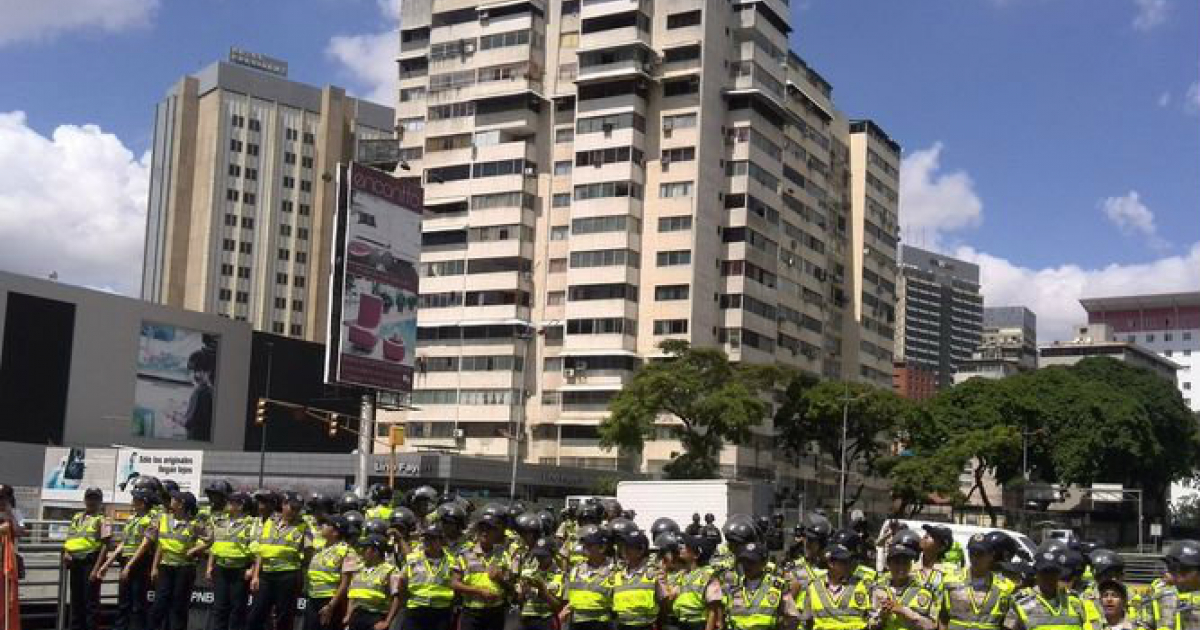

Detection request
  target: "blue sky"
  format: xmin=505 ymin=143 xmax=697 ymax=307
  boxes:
xmin=0 ymin=0 xmax=1196 ymax=339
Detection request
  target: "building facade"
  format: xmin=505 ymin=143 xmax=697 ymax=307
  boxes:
xmin=1080 ymin=292 xmax=1199 ymax=411
xmin=893 ymin=245 xmax=983 ymax=390
xmin=953 ymin=305 xmax=1037 ymax=384
xmin=1039 ymin=323 xmax=1180 ymax=383
xmin=141 ymin=53 xmax=395 ymax=342
xmin=389 ymin=0 xmax=899 ymax=488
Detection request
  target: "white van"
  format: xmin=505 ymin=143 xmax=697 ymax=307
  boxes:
xmin=874 ymin=519 xmax=1037 ymax=572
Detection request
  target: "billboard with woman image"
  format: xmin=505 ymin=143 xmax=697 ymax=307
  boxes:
xmin=132 ymin=322 xmax=218 ymax=441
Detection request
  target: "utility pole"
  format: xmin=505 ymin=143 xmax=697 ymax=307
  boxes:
xmin=838 ymin=381 xmax=850 ymax=529
xmin=356 ymin=392 xmax=375 ymax=496
xmin=257 ymin=341 xmax=274 ymax=487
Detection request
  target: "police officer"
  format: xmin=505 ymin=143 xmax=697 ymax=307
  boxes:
xmin=207 ymin=491 xmax=255 ymax=630
xmin=830 ymin=529 xmax=876 ymax=586
xmin=664 ymin=534 xmax=722 ymax=630
xmin=365 ymin=484 xmax=394 ymax=521
xmin=516 ymin=537 xmax=565 ymax=630
xmin=398 ymin=522 xmax=458 ymax=630
xmin=454 ymin=509 xmax=513 ymax=630
xmin=717 ymin=517 xmax=759 ymax=576
xmin=727 ymin=542 xmax=799 ymax=630
xmin=201 ymin=479 xmax=234 ymax=529
xmin=916 ymin=525 xmax=958 ymax=592
xmin=1140 ymin=540 xmax=1200 ymax=630
xmin=870 ymin=541 xmax=936 ymax=630
xmin=247 ymin=491 xmax=312 ymax=630
xmin=801 ymin=544 xmax=872 ymax=630
xmin=338 ymin=491 xmax=363 ymax=516
xmin=149 ymin=491 xmax=207 ymax=630
xmin=63 ymin=486 xmax=112 ymax=630
xmin=1078 ymin=549 xmax=1122 ymax=630
xmin=564 ymin=525 xmax=616 ymax=630
xmin=1002 ymin=548 xmax=1086 ymax=630
xmin=608 ymin=529 xmax=665 ymax=630
xmin=407 ymin=486 xmax=440 ymax=523
xmin=305 ymin=514 xmax=357 ymax=630
xmin=939 ymin=533 xmax=1013 ymax=630
xmin=306 ymin=493 xmax=335 ymax=532
xmin=436 ymin=501 xmax=470 ymax=555
xmin=344 ymin=534 xmax=401 ymax=630
xmin=789 ymin=514 xmax=832 ymax=600
xmin=99 ymin=488 xmax=154 ymax=630
xmin=387 ymin=507 xmax=419 ymax=561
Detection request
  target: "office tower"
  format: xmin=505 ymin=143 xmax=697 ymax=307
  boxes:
xmin=395 ymin=0 xmax=893 ymax=479
xmin=847 ymin=120 xmax=900 ymax=387
xmin=952 ymin=306 xmax=1038 ymax=383
xmin=142 ymin=50 xmax=395 ymax=341
xmin=894 ymin=245 xmax=983 ymax=391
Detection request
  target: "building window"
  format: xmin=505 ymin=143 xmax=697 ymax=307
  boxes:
xmin=285 ymin=128 xmax=298 ymax=141
xmin=296 ymin=252 xmax=308 ymax=264
xmin=655 ymin=285 xmax=689 ymax=301
xmin=547 ymin=291 xmax=565 ymax=306
xmin=554 ymin=161 xmax=573 ymax=176
xmin=235 ymin=291 xmax=249 ymax=304
xmin=240 ymin=217 xmax=254 ymax=229
xmin=667 ymin=10 xmax=701 ymax=28
xmin=297 ymin=228 xmax=309 ymax=240
xmin=1146 ymin=334 xmax=1155 ymax=342
xmin=276 ymin=273 xmax=289 ymax=285
xmin=283 ymin=176 xmax=295 ymax=189
xmin=658 ymin=215 xmax=693 ymax=232
xmin=662 ymin=113 xmax=697 ymax=131
xmin=550 ymin=225 xmax=569 ymax=241
xmin=243 ymin=192 xmax=256 ymax=205
xmin=278 ymin=248 xmax=290 ymax=261
xmin=224 ymin=214 xmax=238 ymax=227
xmin=230 ymin=139 xmax=243 ymax=152
xmin=663 ymin=76 xmax=700 ymax=97
xmin=300 ymin=180 xmax=312 ymax=192
xmin=284 ymin=152 xmax=296 ymax=165
xmin=656 ymin=250 xmax=691 ymax=266
xmin=272 ymin=322 xmax=285 ymax=333
xmin=218 ymin=288 xmax=232 ymax=301
xmin=552 ymin=193 xmax=571 ymax=208
xmin=280 ymin=224 xmax=292 ymax=237
xmin=654 ymin=319 xmax=689 ymax=335
xmin=1184 ymin=332 xmax=1193 ymax=341
xmin=246 ymin=144 xmax=259 ymax=157
xmin=274 ymin=297 xmax=287 ymax=309
xmin=231 ymin=115 xmax=245 ymax=128
xmin=237 ymin=266 xmax=251 ymax=279
xmin=247 ymin=119 xmax=261 ymax=132
xmin=292 ymin=300 xmax=304 ymax=312
xmin=1165 ymin=333 xmax=1174 ymax=342
xmin=290 ymin=324 xmax=303 ymax=336
xmin=222 ymin=239 xmax=236 ymax=251
xmin=294 ymin=276 xmax=306 ymax=288
xmin=555 ymin=128 xmax=574 ymax=143
xmin=282 ymin=200 xmax=294 ymax=213
xmin=572 ymin=215 xmax=638 ymax=235
xmin=301 ymin=156 xmax=314 ymax=169
xmin=226 ymin=189 xmax=239 ymax=202
xmin=661 ymin=147 xmax=695 ymax=163
xmin=659 ymin=182 xmax=693 ymax=198
xmin=299 ymin=204 xmax=311 ymax=216
xmin=228 ymin=164 xmax=241 ymax=177
xmin=549 ymin=258 xmax=568 ymax=273
xmin=220 ymin=263 xmax=233 ymax=276
xmin=302 ymin=132 xmax=315 ymax=145
xmin=245 ymin=168 xmax=258 ymax=181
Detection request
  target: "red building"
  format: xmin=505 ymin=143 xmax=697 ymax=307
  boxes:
xmin=893 ymin=360 xmax=939 ymax=401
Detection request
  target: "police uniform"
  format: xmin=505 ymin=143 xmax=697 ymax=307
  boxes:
xmin=1002 ymin=587 xmax=1086 ymax=630
xmin=564 ymin=560 xmax=615 ymax=630
xmin=246 ymin=516 xmax=312 ymax=630
xmin=458 ymin=542 xmax=513 ymax=630
xmin=1139 ymin=584 xmax=1200 ymax=630
xmin=518 ymin=557 xmax=565 ymax=630
xmin=208 ymin=510 xmax=256 ymax=630
xmin=346 ymin=558 xmax=400 ymax=630
xmin=113 ymin=508 xmax=153 ymax=630
xmin=801 ymin=575 xmax=872 ymax=630
xmin=399 ymin=548 xmax=458 ymax=630
xmin=63 ymin=507 xmax=112 ymax=630
xmin=365 ymin=505 xmax=394 ymax=521
xmin=607 ymin=559 xmax=665 ymax=630
xmin=149 ymin=510 xmax=206 ymax=630
xmin=667 ymin=565 xmax=722 ymax=630
xmin=305 ymin=538 xmax=358 ymax=630
xmin=870 ymin=580 xmax=937 ymax=630
xmin=725 ymin=571 xmax=798 ymax=630
xmin=787 ymin=559 xmax=827 ymax=599
xmin=940 ymin=575 xmax=1013 ymax=630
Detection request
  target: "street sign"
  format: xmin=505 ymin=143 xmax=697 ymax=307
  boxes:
xmin=1151 ymin=523 xmax=1163 ymax=537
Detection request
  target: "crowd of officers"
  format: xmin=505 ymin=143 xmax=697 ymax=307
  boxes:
xmin=60 ymin=481 xmax=1200 ymax=630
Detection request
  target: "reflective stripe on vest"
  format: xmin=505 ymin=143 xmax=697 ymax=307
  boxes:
xmin=877 ymin=583 xmax=936 ymax=630
xmin=257 ymin=519 xmax=308 ymax=573
xmin=944 ymin=580 xmax=1009 ymax=630
xmin=726 ymin=576 xmax=783 ymax=630
xmin=211 ymin=515 xmax=255 ymax=567
xmin=349 ymin=562 xmax=397 ymax=613
xmin=404 ymin=552 xmax=455 ymax=609
xmin=672 ymin=567 xmax=714 ymax=623
xmin=119 ymin=513 xmax=152 ymax=558
xmin=808 ymin=579 xmax=871 ymax=630
xmin=567 ymin=563 xmax=613 ymax=622
xmin=520 ymin=568 xmax=564 ymax=617
xmin=611 ymin=565 xmax=659 ymax=626
xmin=157 ymin=514 xmax=200 ymax=566
xmin=64 ymin=513 xmax=104 ymax=556
xmin=1014 ymin=593 xmax=1085 ymax=630
xmin=307 ymin=541 xmax=351 ymax=598
xmin=460 ymin=544 xmax=509 ymax=609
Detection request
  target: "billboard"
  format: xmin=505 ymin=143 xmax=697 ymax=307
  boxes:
xmin=113 ymin=448 xmax=204 ymax=503
xmin=133 ymin=322 xmax=219 ymax=441
xmin=326 ymin=163 xmax=423 ymax=394
xmin=41 ymin=447 xmax=118 ymax=502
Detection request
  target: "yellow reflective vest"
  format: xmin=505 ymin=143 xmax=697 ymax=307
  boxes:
xmin=403 ymin=550 xmax=456 ymax=610
xmin=805 ymin=577 xmax=872 ymax=630
xmin=1012 ymin=590 xmax=1086 ymax=630
xmin=942 ymin=576 xmax=1014 ymax=630
xmin=210 ymin=514 xmax=255 ymax=568
xmin=567 ymin=561 xmax=614 ymax=623
xmin=609 ymin=562 xmax=660 ymax=627
xmin=256 ymin=518 xmax=309 ymax=573
xmin=307 ymin=541 xmax=352 ymax=598
xmin=64 ymin=512 xmax=106 ymax=558
xmin=157 ymin=514 xmax=202 ymax=566
xmin=726 ymin=574 xmax=786 ymax=630
xmin=349 ymin=561 xmax=398 ymax=613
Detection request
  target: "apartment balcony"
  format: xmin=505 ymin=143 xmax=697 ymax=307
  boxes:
xmin=576 ymin=43 xmax=658 ymax=84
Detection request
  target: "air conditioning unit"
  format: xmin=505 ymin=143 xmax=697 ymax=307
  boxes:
xmin=453 ymin=428 xmax=466 ymax=439
xmin=463 ymin=40 xmax=476 ymax=54
xmin=524 ymin=166 xmax=536 ymax=177
xmin=564 ymin=368 xmax=576 ymax=378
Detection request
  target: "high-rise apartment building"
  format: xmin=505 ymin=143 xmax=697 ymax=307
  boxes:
xmin=142 ymin=51 xmax=395 ymax=341
xmin=952 ymin=306 xmax=1037 ymax=383
xmin=894 ymin=245 xmax=983 ymax=390
xmin=392 ymin=0 xmax=897 ymax=481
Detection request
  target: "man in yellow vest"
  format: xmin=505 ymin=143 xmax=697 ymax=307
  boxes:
xmin=247 ymin=491 xmax=313 ymax=630
xmin=306 ymin=515 xmax=358 ymax=630
xmin=398 ymin=522 xmax=459 ymax=630
xmin=98 ymin=487 xmax=154 ymax=630
xmin=206 ymin=491 xmax=256 ymax=630
xmin=801 ymin=543 xmax=872 ymax=630
xmin=344 ymin=534 xmax=401 ymax=630
xmin=939 ymin=533 xmax=1014 ymax=630
xmin=1002 ymin=549 xmax=1087 ymax=630
xmin=563 ymin=524 xmax=615 ymax=630
xmin=725 ymin=541 xmax=799 ymax=630
xmin=453 ymin=511 xmax=514 ymax=630
xmin=63 ymin=486 xmax=112 ymax=630
xmin=870 ymin=541 xmax=936 ymax=630
xmin=148 ymin=491 xmax=208 ymax=630
xmin=608 ymin=529 xmax=665 ymax=630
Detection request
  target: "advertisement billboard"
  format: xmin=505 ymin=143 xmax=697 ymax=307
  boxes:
xmin=132 ymin=322 xmax=219 ymax=441
xmin=41 ymin=447 xmax=117 ymax=502
xmin=113 ymin=449 xmax=204 ymax=504
xmin=326 ymin=163 xmax=423 ymax=394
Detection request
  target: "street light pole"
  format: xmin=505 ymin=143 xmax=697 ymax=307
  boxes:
xmin=838 ymin=381 xmax=850 ymax=529
xmin=258 ymin=341 xmax=274 ymax=487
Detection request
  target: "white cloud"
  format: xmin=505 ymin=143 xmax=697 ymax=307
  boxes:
xmin=1158 ymin=91 xmax=1172 ymax=107
xmin=898 ymin=142 xmax=983 ymax=251
xmin=1100 ymin=190 xmax=1169 ymax=250
xmin=0 ymin=0 xmax=157 ymax=46
xmin=1132 ymin=0 xmax=1168 ymax=31
xmin=326 ymin=1 xmax=399 ymax=106
xmin=1186 ymin=81 xmax=1200 ymax=114
xmin=0 ymin=111 xmax=149 ymax=295
xmin=955 ymin=244 xmax=1200 ymax=343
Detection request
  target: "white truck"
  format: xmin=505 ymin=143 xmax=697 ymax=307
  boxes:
xmin=616 ymin=479 xmax=757 ymax=533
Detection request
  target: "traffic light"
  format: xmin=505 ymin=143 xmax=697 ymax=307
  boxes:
xmin=389 ymin=424 xmax=405 ymax=447
xmin=255 ymin=398 xmax=268 ymax=425
xmin=328 ymin=414 xmax=339 ymax=437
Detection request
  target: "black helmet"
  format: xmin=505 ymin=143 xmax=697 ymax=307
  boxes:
xmin=600 ymin=498 xmax=623 ymax=518
xmin=578 ymin=500 xmax=606 ymax=523
xmin=701 ymin=523 xmax=723 ymax=545
xmin=1165 ymin=540 xmax=1200 ymax=569
xmin=893 ymin=528 xmax=922 ymax=554
xmin=162 ymin=479 xmax=180 ymax=495
xmin=389 ymin=507 xmax=418 ymax=533
xmin=802 ymin=513 xmax=833 ymax=541
xmin=84 ymin=486 xmax=104 ymax=501
xmin=830 ymin=529 xmax=862 ymax=554
xmin=130 ymin=488 xmax=152 ymax=504
xmin=409 ymin=485 xmax=439 ymax=505
xmin=578 ymin=524 xmax=608 ymax=546
xmin=369 ymin=483 xmax=393 ymax=505
xmin=327 ymin=515 xmax=352 ymax=537
xmin=364 ymin=518 xmax=389 ymax=537
xmin=175 ymin=491 xmax=199 ymax=516
xmin=338 ymin=492 xmax=362 ymax=514
xmin=343 ymin=511 xmax=365 ymax=537
xmin=359 ymin=534 xmax=390 ymax=553
xmin=480 ymin=502 xmax=511 ymax=527
xmin=754 ymin=515 xmax=771 ymax=538
xmin=253 ymin=489 xmax=278 ymax=507
xmin=509 ymin=500 xmax=528 ymax=516
xmin=229 ymin=491 xmax=252 ymax=508
xmin=650 ymin=517 xmax=681 ymax=540
xmin=984 ymin=531 xmax=1017 ymax=561
xmin=609 ymin=517 xmax=637 ymax=539
xmin=307 ymin=492 xmax=335 ymax=514
xmin=436 ymin=502 xmax=467 ymax=526
xmin=655 ymin=531 xmax=681 ymax=554
xmin=723 ymin=519 xmax=758 ymax=545
xmin=537 ymin=510 xmax=557 ymax=535
xmin=281 ymin=491 xmax=305 ymax=508
xmin=620 ymin=529 xmax=650 ymax=549
xmin=205 ymin=479 xmax=233 ymax=498
xmin=514 ymin=512 xmax=542 ymax=534
xmin=1089 ymin=549 xmax=1125 ymax=577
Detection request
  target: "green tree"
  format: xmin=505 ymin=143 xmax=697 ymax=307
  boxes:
xmin=599 ymin=340 xmax=771 ymax=478
xmin=877 ymin=448 xmax=965 ymax=517
xmin=1171 ymin=494 xmax=1200 ymax=529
